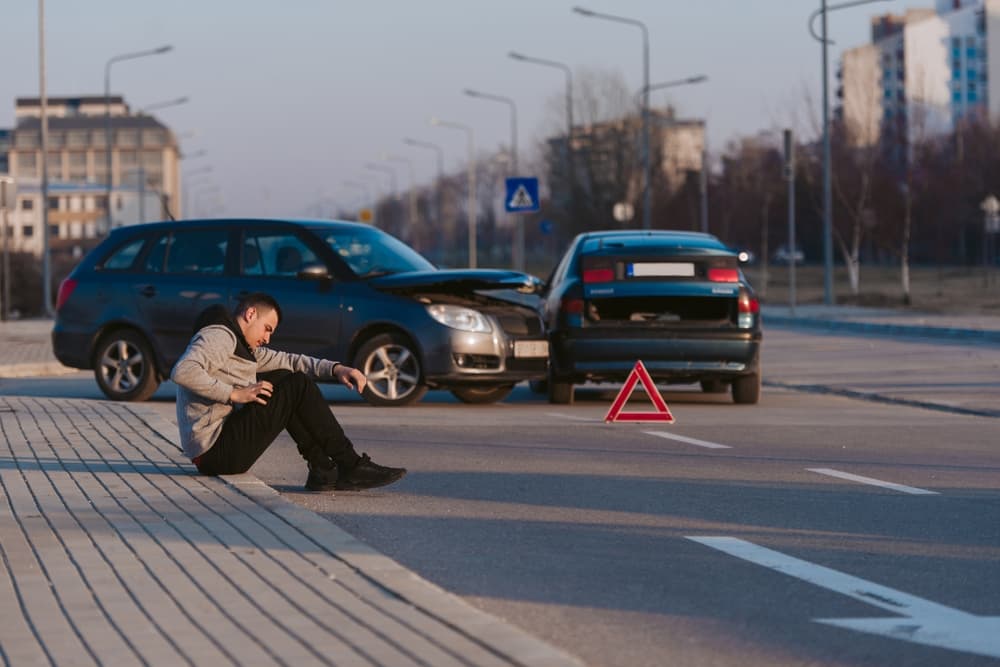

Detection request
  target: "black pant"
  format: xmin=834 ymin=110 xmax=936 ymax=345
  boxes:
xmin=195 ymin=370 xmax=360 ymax=475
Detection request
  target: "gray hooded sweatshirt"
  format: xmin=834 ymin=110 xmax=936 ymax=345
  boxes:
xmin=170 ymin=308 xmax=338 ymax=459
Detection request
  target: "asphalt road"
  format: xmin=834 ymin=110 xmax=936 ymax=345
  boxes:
xmin=5 ymin=328 xmax=999 ymax=667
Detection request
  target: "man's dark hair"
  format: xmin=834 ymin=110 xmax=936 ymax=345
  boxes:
xmin=234 ymin=292 xmax=283 ymax=324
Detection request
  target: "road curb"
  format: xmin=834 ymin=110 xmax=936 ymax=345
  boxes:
xmin=0 ymin=361 xmax=78 ymax=378
xmin=127 ymin=405 xmax=586 ymax=667
xmin=763 ymin=315 xmax=1000 ymax=344
xmin=764 ymin=379 xmax=1000 ymax=419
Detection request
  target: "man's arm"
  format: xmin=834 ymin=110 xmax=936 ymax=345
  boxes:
xmin=170 ymin=327 xmax=237 ymax=404
xmin=256 ymin=347 xmax=367 ymax=393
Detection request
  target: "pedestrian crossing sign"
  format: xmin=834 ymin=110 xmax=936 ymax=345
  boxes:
xmin=505 ymin=177 xmax=540 ymax=213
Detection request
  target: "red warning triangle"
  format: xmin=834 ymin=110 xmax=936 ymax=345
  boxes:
xmin=604 ymin=360 xmax=675 ymax=423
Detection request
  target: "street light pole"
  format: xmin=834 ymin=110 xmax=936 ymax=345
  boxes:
xmin=136 ymin=95 xmax=189 ymax=114
xmin=403 ymin=137 xmax=445 ymax=230
xmin=365 ymin=162 xmax=398 ymax=234
xmin=104 ymin=44 xmax=173 ymax=232
xmin=463 ymin=88 xmax=522 ymax=269
xmin=39 ymin=0 xmax=54 ymax=315
xmin=574 ymin=6 xmax=650 ymax=229
xmin=508 ymin=51 xmax=575 ymax=226
xmin=384 ymin=154 xmax=419 ymax=247
xmin=809 ymin=0 xmax=890 ymax=305
xmin=431 ymin=117 xmax=477 ymax=268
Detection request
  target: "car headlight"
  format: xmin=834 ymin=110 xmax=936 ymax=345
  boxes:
xmin=426 ymin=304 xmax=493 ymax=333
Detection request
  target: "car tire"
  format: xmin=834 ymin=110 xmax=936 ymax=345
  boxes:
xmin=731 ymin=372 xmax=761 ymax=405
xmin=93 ymin=328 xmax=161 ymax=402
xmin=548 ymin=373 xmax=574 ymax=404
xmin=700 ymin=379 xmax=728 ymax=394
xmin=354 ymin=333 xmax=428 ymax=407
xmin=450 ymin=384 xmax=515 ymax=404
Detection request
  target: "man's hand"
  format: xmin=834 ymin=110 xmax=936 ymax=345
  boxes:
xmin=334 ymin=364 xmax=367 ymax=394
xmin=230 ymin=380 xmax=273 ymax=405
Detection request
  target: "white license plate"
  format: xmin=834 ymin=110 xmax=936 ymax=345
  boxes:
xmin=628 ymin=262 xmax=695 ymax=277
xmin=514 ymin=340 xmax=549 ymax=358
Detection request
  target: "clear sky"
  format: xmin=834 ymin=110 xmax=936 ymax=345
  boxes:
xmin=1 ymin=0 xmax=909 ymax=217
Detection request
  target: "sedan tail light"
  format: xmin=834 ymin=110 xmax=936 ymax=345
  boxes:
xmin=56 ymin=278 xmax=78 ymax=312
xmin=582 ymin=268 xmax=614 ymax=283
xmin=560 ymin=297 xmax=584 ymax=314
xmin=738 ymin=290 xmax=759 ymax=328
xmin=707 ymin=268 xmax=739 ymax=282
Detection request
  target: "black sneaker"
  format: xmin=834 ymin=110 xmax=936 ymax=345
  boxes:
xmin=335 ymin=453 xmax=406 ymax=491
xmin=304 ymin=460 xmax=338 ymax=492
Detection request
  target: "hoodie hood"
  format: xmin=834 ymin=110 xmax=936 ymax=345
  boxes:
xmin=193 ymin=304 xmax=255 ymax=361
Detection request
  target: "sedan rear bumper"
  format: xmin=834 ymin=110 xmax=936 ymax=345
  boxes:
xmin=51 ymin=325 xmax=94 ymax=370
xmin=552 ymin=330 xmax=760 ymax=383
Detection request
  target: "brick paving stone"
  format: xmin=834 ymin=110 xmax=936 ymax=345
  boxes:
xmin=0 ymin=396 xmax=584 ymax=667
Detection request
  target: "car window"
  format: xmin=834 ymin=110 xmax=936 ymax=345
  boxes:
xmin=241 ymin=231 xmax=321 ymax=277
xmin=143 ymin=229 xmax=229 ymax=275
xmin=315 ymin=227 xmax=434 ymax=277
xmin=98 ymin=236 xmax=146 ymax=271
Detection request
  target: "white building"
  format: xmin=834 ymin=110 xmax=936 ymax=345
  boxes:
xmin=838 ymin=0 xmax=1000 ymax=149
xmin=1 ymin=95 xmax=181 ymax=258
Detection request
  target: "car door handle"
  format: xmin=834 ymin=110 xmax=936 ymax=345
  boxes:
xmin=139 ymin=285 xmax=156 ymax=298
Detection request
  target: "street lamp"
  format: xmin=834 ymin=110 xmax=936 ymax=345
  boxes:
xmin=136 ymin=95 xmax=189 ymax=114
xmin=383 ymin=153 xmax=419 ymax=246
xmin=403 ymin=138 xmax=445 ymax=245
xmin=573 ymin=6 xmax=650 ymax=229
xmin=104 ymin=44 xmax=173 ymax=231
xmin=365 ymin=162 xmax=398 ymax=232
xmin=431 ymin=117 xmax=477 ymax=268
xmin=636 ymin=74 xmax=709 ymax=233
xmin=182 ymin=165 xmax=213 ymax=219
xmin=508 ymin=50 xmax=575 ymax=223
xmin=463 ymin=88 xmax=524 ymax=269
xmin=809 ymin=0 xmax=890 ymax=304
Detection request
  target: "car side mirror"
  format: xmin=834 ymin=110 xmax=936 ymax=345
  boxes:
xmin=297 ymin=263 xmax=331 ymax=280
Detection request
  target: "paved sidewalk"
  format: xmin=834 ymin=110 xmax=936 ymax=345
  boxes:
xmin=0 ymin=396 xmax=583 ymax=667
xmin=0 ymin=319 xmax=75 ymax=378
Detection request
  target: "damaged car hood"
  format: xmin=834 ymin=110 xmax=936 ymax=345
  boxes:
xmin=368 ymin=269 xmax=543 ymax=295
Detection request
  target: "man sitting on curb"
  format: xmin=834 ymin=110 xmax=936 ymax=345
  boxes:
xmin=171 ymin=292 xmax=406 ymax=492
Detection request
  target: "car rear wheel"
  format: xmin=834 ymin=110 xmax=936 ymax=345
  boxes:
xmin=450 ymin=384 xmax=515 ymax=404
xmin=700 ymin=379 xmax=728 ymax=394
xmin=93 ymin=329 xmax=160 ymax=402
xmin=731 ymin=372 xmax=761 ymax=404
xmin=354 ymin=333 xmax=428 ymax=407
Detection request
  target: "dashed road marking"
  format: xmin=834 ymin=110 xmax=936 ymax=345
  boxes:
xmin=807 ymin=468 xmax=938 ymax=495
xmin=642 ymin=431 xmax=732 ymax=449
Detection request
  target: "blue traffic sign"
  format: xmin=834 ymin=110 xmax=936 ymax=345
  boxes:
xmin=505 ymin=177 xmax=540 ymax=213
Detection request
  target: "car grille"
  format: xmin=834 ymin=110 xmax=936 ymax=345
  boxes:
xmin=492 ymin=311 xmax=544 ymax=336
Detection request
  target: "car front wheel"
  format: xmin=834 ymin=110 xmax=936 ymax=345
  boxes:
xmin=354 ymin=333 xmax=428 ymax=407
xmin=93 ymin=328 xmax=161 ymax=402
xmin=450 ymin=384 xmax=515 ymax=404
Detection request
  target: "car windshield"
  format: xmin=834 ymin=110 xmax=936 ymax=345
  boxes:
xmin=313 ymin=226 xmax=436 ymax=277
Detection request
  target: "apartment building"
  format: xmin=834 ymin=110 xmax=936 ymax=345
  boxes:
xmin=838 ymin=0 xmax=1000 ymax=150
xmin=1 ymin=95 xmax=180 ymax=257
xmin=547 ymin=106 xmax=705 ymax=214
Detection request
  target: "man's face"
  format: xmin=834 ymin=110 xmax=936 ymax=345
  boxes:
xmin=239 ymin=306 xmax=279 ymax=350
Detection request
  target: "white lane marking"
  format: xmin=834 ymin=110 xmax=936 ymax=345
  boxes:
xmin=642 ymin=431 xmax=731 ymax=449
xmin=545 ymin=412 xmax=603 ymax=423
xmin=688 ymin=536 xmax=1000 ymax=660
xmin=807 ymin=468 xmax=939 ymax=495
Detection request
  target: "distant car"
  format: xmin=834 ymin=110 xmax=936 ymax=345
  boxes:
xmin=538 ymin=230 xmax=762 ymax=404
xmin=771 ymin=245 xmax=805 ymax=265
xmin=52 ymin=218 xmax=548 ymax=406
